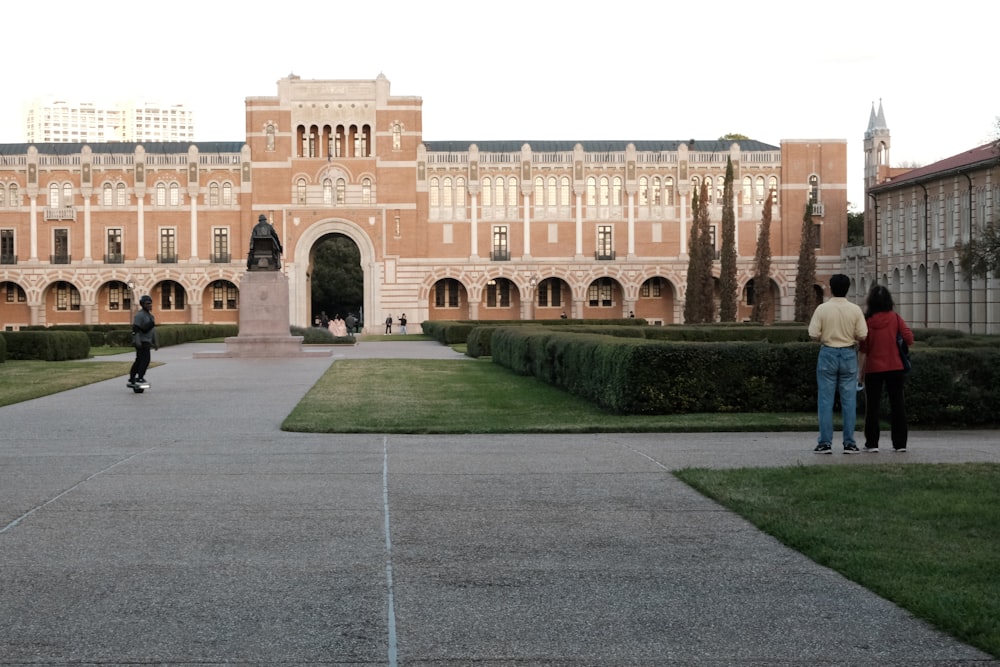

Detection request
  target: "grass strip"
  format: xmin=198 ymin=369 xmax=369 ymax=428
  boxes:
xmin=0 ymin=360 xmax=133 ymax=407
xmin=282 ymin=358 xmax=821 ymax=433
xmin=674 ymin=463 xmax=1000 ymax=658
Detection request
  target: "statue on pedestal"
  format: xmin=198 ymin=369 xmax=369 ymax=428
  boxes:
xmin=247 ymin=214 xmax=283 ymax=270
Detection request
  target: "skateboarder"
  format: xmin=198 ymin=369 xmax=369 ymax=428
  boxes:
xmin=128 ymin=295 xmax=159 ymax=389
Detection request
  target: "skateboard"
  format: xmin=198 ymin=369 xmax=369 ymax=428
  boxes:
xmin=128 ymin=380 xmax=150 ymax=394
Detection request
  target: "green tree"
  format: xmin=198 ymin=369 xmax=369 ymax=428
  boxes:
xmin=683 ymin=187 xmax=703 ymax=323
xmin=718 ymin=157 xmax=738 ymax=321
xmin=793 ymin=202 xmax=818 ymax=322
xmin=750 ymin=191 xmax=774 ymax=323
xmin=959 ymin=223 xmax=1000 ymax=280
xmin=847 ymin=203 xmax=865 ymax=246
xmin=311 ymin=235 xmax=363 ymax=321
xmin=718 ymin=133 xmax=751 ymax=141
xmin=694 ymin=179 xmax=717 ymax=323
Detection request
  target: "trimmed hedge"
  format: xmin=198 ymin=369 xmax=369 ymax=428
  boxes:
xmin=0 ymin=330 xmax=91 ymax=360
xmin=0 ymin=332 xmax=6 ymax=362
xmin=488 ymin=326 xmax=1000 ymax=425
xmin=422 ymin=318 xmax=644 ymax=347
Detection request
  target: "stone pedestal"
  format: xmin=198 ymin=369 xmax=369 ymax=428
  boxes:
xmin=195 ymin=271 xmax=330 ymax=358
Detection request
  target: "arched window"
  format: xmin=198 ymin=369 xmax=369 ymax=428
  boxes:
xmin=115 ymin=183 xmax=126 ymax=207
xmin=266 ymin=123 xmax=275 ymax=151
xmin=456 ymin=177 xmax=466 ymax=208
xmin=49 ymin=183 xmax=60 ymax=207
xmin=296 ymin=178 xmax=306 ymax=204
xmin=507 ymin=178 xmax=517 ymax=210
xmin=547 ymin=177 xmax=557 ymax=208
xmin=808 ymin=175 xmax=819 ymax=204
xmin=652 ymin=176 xmax=662 ymax=206
xmin=323 ymin=179 xmax=334 ymax=205
xmin=742 ymin=176 xmax=752 ymax=204
xmin=160 ymin=280 xmax=185 ymax=310
xmin=586 ymin=177 xmax=596 ymax=207
xmin=664 ymin=177 xmax=674 ymax=206
xmin=392 ymin=123 xmax=402 ymax=150
xmin=704 ymin=177 xmax=714 ymax=203
xmin=62 ymin=183 xmax=72 ymax=206
xmin=209 ymin=183 xmax=220 ymax=206
xmin=755 ymin=176 xmax=765 ymax=205
xmin=362 ymin=178 xmax=372 ymax=206
xmin=534 ymin=177 xmax=544 ymax=205
xmin=494 ymin=177 xmax=505 ymax=207
xmin=769 ymin=176 xmax=779 ymax=204
xmin=336 ymin=178 xmax=346 ymax=205
xmin=638 ymin=176 xmax=649 ymax=206
xmin=156 ymin=183 xmax=166 ymax=206
xmin=599 ymin=177 xmax=610 ymax=206
xmin=429 ymin=177 xmax=440 ymax=207
xmin=482 ymin=177 xmax=492 ymax=207
xmin=560 ymin=177 xmax=570 ymax=207
xmin=611 ymin=176 xmax=622 ymax=207
xmin=442 ymin=177 xmax=452 ymax=207
xmin=169 ymin=183 xmax=180 ymax=206
xmin=102 ymin=183 xmax=113 ymax=207
xmin=222 ymin=182 xmax=233 ymax=205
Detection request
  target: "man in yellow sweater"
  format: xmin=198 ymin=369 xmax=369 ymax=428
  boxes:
xmin=807 ymin=274 xmax=868 ymax=454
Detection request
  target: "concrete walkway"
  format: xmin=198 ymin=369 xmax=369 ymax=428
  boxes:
xmin=1 ymin=341 xmax=998 ymax=666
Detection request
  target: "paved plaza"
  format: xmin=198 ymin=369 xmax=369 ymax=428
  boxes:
xmin=1 ymin=341 xmax=998 ymax=666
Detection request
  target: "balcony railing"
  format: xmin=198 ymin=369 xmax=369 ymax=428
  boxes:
xmin=44 ymin=207 xmax=77 ymax=221
xmin=490 ymin=248 xmax=510 ymax=261
xmin=50 ymin=254 xmax=71 ymax=264
xmin=211 ymin=253 xmax=231 ymax=263
xmin=810 ymin=202 xmax=825 ymax=216
xmin=157 ymin=253 xmax=178 ymax=263
xmin=0 ymin=254 xmax=16 ymax=264
xmin=595 ymin=250 xmax=616 ymax=261
xmin=104 ymin=253 xmax=124 ymax=264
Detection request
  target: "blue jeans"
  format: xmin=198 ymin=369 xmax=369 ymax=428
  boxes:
xmin=816 ymin=346 xmax=858 ymax=446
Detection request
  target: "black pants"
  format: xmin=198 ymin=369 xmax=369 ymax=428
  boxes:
xmin=130 ymin=344 xmax=151 ymax=381
xmin=863 ymin=370 xmax=907 ymax=449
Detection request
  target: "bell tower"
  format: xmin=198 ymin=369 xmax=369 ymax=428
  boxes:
xmin=864 ymin=100 xmax=890 ymax=191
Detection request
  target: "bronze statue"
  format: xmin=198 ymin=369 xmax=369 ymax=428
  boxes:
xmin=247 ymin=214 xmax=283 ymax=270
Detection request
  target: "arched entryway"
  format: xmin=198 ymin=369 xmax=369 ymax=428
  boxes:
xmin=290 ymin=219 xmax=378 ymax=331
xmin=309 ymin=233 xmax=363 ymax=327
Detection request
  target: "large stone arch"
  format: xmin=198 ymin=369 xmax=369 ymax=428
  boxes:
xmin=288 ymin=218 xmax=378 ymax=329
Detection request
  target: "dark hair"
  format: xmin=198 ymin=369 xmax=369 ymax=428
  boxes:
xmin=865 ymin=284 xmax=895 ymax=317
xmin=829 ymin=274 xmax=851 ymax=297
xmin=139 ymin=295 xmax=153 ymax=305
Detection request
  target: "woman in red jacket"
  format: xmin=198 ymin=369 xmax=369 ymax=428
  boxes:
xmin=859 ymin=285 xmax=914 ymax=452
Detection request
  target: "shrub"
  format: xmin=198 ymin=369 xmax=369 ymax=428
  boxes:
xmin=0 ymin=331 xmax=91 ymax=360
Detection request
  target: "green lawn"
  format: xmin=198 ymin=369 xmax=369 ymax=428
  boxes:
xmin=0 ymin=359 xmax=132 ymax=407
xmin=675 ymin=464 xmax=1000 ymax=658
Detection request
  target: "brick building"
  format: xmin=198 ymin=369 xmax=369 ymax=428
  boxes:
xmin=843 ymin=101 xmax=1000 ymax=333
xmin=1 ymin=73 xmax=848 ymax=332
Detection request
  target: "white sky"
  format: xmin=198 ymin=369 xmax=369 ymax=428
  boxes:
xmin=4 ymin=0 xmax=997 ymax=208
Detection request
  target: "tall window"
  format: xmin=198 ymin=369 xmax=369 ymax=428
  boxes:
xmin=362 ymin=178 xmax=372 ymax=206
xmin=1 ymin=229 xmax=14 ymax=263
xmin=808 ymin=175 xmax=819 ymax=204
xmin=586 ymin=177 xmax=596 ymax=207
xmin=159 ymin=228 xmax=177 ymax=262
xmin=588 ymin=278 xmax=614 ymax=307
xmin=160 ymin=280 xmax=185 ymax=310
xmin=212 ymin=280 xmax=238 ymax=309
xmin=212 ymin=228 xmax=229 ymax=262
xmin=336 ymin=178 xmax=346 ymax=204
xmin=55 ymin=281 xmax=81 ymax=311
xmin=742 ymin=176 xmax=752 ymax=204
xmin=266 ymin=123 xmax=275 ymax=151
xmin=485 ymin=278 xmax=510 ymax=308
xmin=296 ymin=178 xmax=307 ymax=204
xmin=169 ymin=183 xmax=180 ymax=206
xmin=392 ymin=123 xmax=402 ymax=150
xmin=482 ymin=177 xmax=492 ymax=207
xmin=108 ymin=280 xmax=130 ymax=310
xmin=116 ymin=183 xmax=126 ymax=207
xmin=769 ymin=176 xmax=778 ymax=204
xmin=492 ymin=226 xmax=509 ymax=260
xmin=6 ymin=281 xmax=27 ymax=302
xmin=560 ymin=177 xmax=570 ymax=207
xmin=49 ymin=183 xmax=60 ymax=207
xmin=597 ymin=225 xmax=613 ymax=259
xmin=508 ymin=178 xmax=517 ymax=211
xmin=222 ymin=182 xmax=233 ymax=205
xmin=53 ymin=229 xmax=69 ymax=263
xmin=538 ymin=278 xmax=562 ymax=307
xmin=323 ymin=179 xmax=334 ymax=205
xmin=441 ymin=177 xmax=452 ymax=208
xmin=156 ymin=183 xmax=166 ymax=206
xmin=664 ymin=177 xmax=674 ymax=206
xmin=435 ymin=279 xmax=460 ymax=308
xmin=106 ymin=228 xmax=123 ymax=263
xmin=103 ymin=183 xmax=113 ymax=206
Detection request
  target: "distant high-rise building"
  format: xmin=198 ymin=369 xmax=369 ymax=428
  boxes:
xmin=23 ymin=97 xmax=195 ymax=143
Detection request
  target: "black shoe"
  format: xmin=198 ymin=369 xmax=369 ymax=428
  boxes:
xmin=863 ymin=445 xmax=879 ymax=453
xmin=126 ymin=379 xmax=137 ymax=388
xmin=843 ymin=444 xmax=861 ymax=454
xmin=137 ymin=378 xmax=147 ymax=384
xmin=814 ymin=443 xmax=832 ymax=454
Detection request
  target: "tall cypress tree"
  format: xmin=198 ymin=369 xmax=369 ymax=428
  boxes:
xmin=794 ymin=202 xmax=818 ymax=322
xmin=750 ymin=191 xmax=774 ymax=323
xmin=718 ymin=157 xmax=738 ymax=321
xmin=696 ymin=178 xmax=716 ymax=323
xmin=683 ymin=186 xmax=702 ymax=323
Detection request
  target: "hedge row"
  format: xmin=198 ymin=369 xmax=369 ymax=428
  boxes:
xmin=488 ymin=326 xmax=1000 ymax=426
xmin=0 ymin=330 xmax=92 ymax=361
